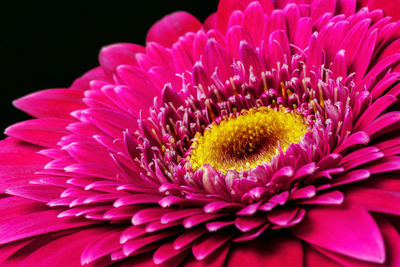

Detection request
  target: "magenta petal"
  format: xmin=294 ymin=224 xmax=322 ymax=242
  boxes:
xmin=310 ymin=0 xmax=336 ymax=21
xmin=123 ymin=230 xmax=178 ymax=257
xmin=366 ymin=156 xmax=400 ymax=174
xmin=0 ymin=239 xmax=32 ymax=265
xmin=99 ymin=43 xmax=145 ymax=74
xmin=183 ymin=243 xmax=229 ymax=267
xmin=17 ymin=228 xmax=112 ymax=267
xmin=0 ymin=139 xmax=50 ymax=192
xmin=293 ymin=17 xmax=312 ymax=50
xmin=216 ymin=0 xmax=273 ymax=33
xmin=332 ymin=169 xmax=370 ymax=187
xmin=235 ymin=216 xmax=267 ymax=232
xmin=226 ymin=235 xmax=303 ymax=267
xmin=303 ymin=245 xmax=341 ymax=267
xmin=192 ymin=232 xmax=233 ymax=260
xmin=160 ymin=208 xmax=203 ymax=224
xmin=355 ymin=95 xmax=398 ymax=131
xmin=71 ymin=67 xmax=111 ymax=90
xmin=116 ymin=65 xmax=159 ymax=100
xmin=81 ymin=230 xmax=122 ymax=264
xmin=114 ymin=194 xmax=162 ymax=207
xmin=13 ymin=89 xmax=85 ymax=119
xmin=6 ymin=185 xmax=62 ymax=203
xmin=233 ymin=224 xmax=269 ymax=242
xmin=267 ymin=207 xmax=299 ymax=226
xmin=298 ymin=191 xmax=344 ymax=205
xmin=242 ymin=2 xmax=266 ymax=46
xmin=131 ymin=208 xmax=170 ymax=226
xmin=291 ymin=204 xmax=385 ymax=264
xmin=206 ymin=220 xmax=235 ymax=232
xmin=174 ymin=228 xmax=207 ymax=250
xmin=365 ymin=111 xmax=400 ymax=138
xmin=0 ymin=209 xmax=97 ymax=245
xmin=333 ymin=131 xmax=370 ymax=154
xmin=183 ymin=213 xmax=227 ymax=229
xmin=340 ymin=19 xmax=371 ymax=65
xmin=146 ymin=11 xmax=202 ymax=48
xmin=120 ymin=226 xmax=146 ymax=244
xmin=345 ymin=186 xmax=400 ymax=216
xmin=353 ymin=29 xmax=377 ymax=82
xmin=5 ymin=119 xmax=71 ymax=148
xmin=313 ymin=215 xmax=400 ymax=267
xmin=153 ymin=241 xmax=189 ymax=265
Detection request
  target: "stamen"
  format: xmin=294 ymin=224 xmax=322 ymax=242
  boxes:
xmin=189 ymin=107 xmax=308 ymax=173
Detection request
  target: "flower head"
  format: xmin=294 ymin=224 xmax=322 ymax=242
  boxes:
xmin=1 ymin=0 xmax=400 ymax=266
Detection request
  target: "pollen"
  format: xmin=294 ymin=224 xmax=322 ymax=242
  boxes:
xmin=189 ymin=107 xmax=308 ymax=173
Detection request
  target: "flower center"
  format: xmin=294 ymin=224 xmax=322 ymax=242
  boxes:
xmin=189 ymin=107 xmax=308 ymax=172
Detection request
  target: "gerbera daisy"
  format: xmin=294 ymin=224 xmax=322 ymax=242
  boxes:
xmin=1 ymin=0 xmax=400 ymax=266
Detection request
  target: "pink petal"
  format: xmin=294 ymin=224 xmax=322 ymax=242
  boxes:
xmin=81 ymin=229 xmax=123 ymax=264
xmin=71 ymin=67 xmax=112 ymax=90
xmin=335 ymin=0 xmax=356 ymax=17
xmin=310 ymin=0 xmax=336 ymax=21
xmin=0 ymin=209 xmax=97 ymax=245
xmin=291 ymin=205 xmax=385 ymax=263
xmin=206 ymin=220 xmax=235 ymax=232
xmin=267 ymin=207 xmax=299 ymax=226
xmin=355 ymin=95 xmax=398 ymax=130
xmin=0 ymin=239 xmax=32 ymax=265
xmin=235 ymin=215 xmax=267 ymax=232
xmin=0 ymin=138 xmax=50 ymax=192
xmin=303 ymin=245 xmax=341 ymax=267
xmin=204 ymin=13 xmax=217 ymax=30
xmin=366 ymin=156 xmax=400 ymax=174
xmin=123 ymin=230 xmax=178 ymax=257
xmin=340 ymin=19 xmax=371 ymax=66
xmin=314 ymin=215 xmax=400 ymax=266
xmin=131 ymin=208 xmax=170 ymax=226
xmin=16 ymin=228 xmax=113 ymax=267
xmin=146 ymin=11 xmax=202 ymax=48
xmin=293 ymin=17 xmax=312 ymax=50
xmin=114 ymin=194 xmax=162 ymax=207
xmin=331 ymin=169 xmax=370 ymax=187
xmin=365 ymin=111 xmax=400 ymax=138
xmin=232 ymin=224 xmax=269 ymax=242
xmin=216 ymin=0 xmax=274 ymax=33
xmin=13 ymin=89 xmax=84 ymax=119
xmin=161 ymin=208 xmax=203 ymax=224
xmin=5 ymin=119 xmax=71 ymax=148
xmin=353 ymin=29 xmax=377 ymax=82
xmin=333 ymin=131 xmax=370 ymax=154
xmin=298 ymin=191 xmax=344 ymax=205
xmin=6 ymin=185 xmax=62 ymax=203
xmin=192 ymin=232 xmax=233 ymax=260
xmin=174 ymin=228 xmax=207 ymax=250
xmin=242 ymin=1 xmax=266 ymax=46
xmin=183 ymin=243 xmax=229 ymax=267
xmin=153 ymin=241 xmax=190 ymax=265
xmin=226 ymin=235 xmax=303 ymax=267
xmin=345 ymin=186 xmax=400 ymax=216
xmin=183 ymin=213 xmax=227 ymax=229
xmin=99 ymin=43 xmax=144 ymax=74
xmin=116 ymin=65 xmax=159 ymax=100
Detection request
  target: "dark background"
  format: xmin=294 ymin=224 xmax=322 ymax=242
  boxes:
xmin=0 ymin=1 xmax=218 ymax=138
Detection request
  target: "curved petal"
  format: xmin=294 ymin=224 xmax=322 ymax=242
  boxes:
xmin=146 ymin=11 xmax=202 ymax=47
xmin=291 ymin=204 xmax=385 ymax=264
xmin=226 ymin=234 xmax=303 ymax=267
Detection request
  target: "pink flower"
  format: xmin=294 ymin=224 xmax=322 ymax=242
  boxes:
xmin=1 ymin=0 xmax=400 ymax=266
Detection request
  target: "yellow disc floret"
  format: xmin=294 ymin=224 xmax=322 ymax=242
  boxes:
xmin=189 ymin=107 xmax=308 ymax=173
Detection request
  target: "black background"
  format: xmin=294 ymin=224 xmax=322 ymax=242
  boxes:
xmin=0 ymin=1 xmax=218 ymax=138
